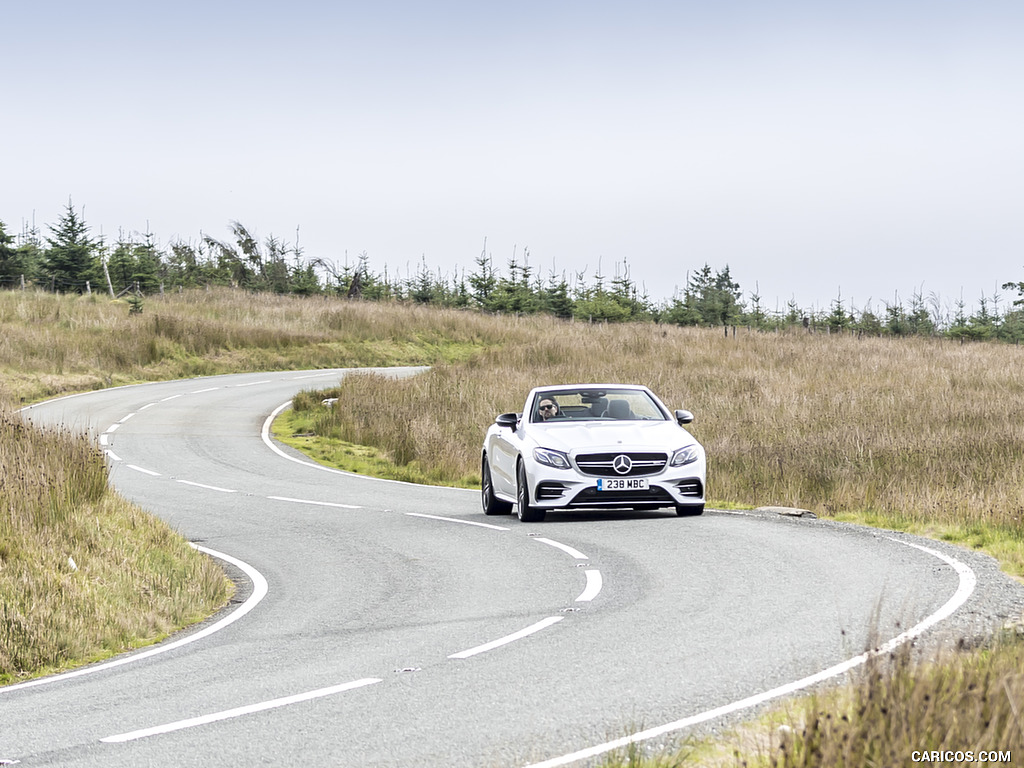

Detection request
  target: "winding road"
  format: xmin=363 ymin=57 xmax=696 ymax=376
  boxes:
xmin=2 ymin=368 xmax=1005 ymax=767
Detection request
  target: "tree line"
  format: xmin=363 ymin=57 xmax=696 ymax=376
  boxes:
xmin=3 ymin=201 xmax=1024 ymax=342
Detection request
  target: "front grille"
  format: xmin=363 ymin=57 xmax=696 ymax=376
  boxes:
xmin=568 ymin=486 xmax=675 ymax=507
xmin=675 ymin=478 xmax=704 ymax=497
xmin=575 ymin=452 xmax=667 ymax=477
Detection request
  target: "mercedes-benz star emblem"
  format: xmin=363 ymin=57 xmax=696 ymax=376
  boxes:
xmin=612 ymin=454 xmax=632 ymax=474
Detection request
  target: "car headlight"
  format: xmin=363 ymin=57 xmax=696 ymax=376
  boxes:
xmin=670 ymin=446 xmax=700 ymax=467
xmin=534 ymin=447 xmax=571 ymax=469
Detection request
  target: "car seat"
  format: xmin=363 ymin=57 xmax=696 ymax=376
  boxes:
xmin=606 ymin=399 xmax=633 ymax=419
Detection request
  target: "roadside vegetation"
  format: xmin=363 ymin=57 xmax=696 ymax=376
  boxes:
xmin=0 ymin=287 xmax=499 ymax=406
xmin=0 ymin=409 xmax=230 ymax=684
xmin=593 ymin=632 xmax=1024 ymax=767
xmin=3 ymin=285 xmax=1023 ymax=764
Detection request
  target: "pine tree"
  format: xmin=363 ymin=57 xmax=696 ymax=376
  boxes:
xmin=0 ymin=221 xmax=17 ymax=285
xmin=468 ymin=245 xmax=497 ymax=308
xmin=43 ymin=200 xmax=98 ymax=291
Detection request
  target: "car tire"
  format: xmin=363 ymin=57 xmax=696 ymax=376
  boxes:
xmin=481 ymin=456 xmax=513 ymax=515
xmin=675 ymin=503 xmax=705 ymax=516
xmin=516 ymin=461 xmax=546 ymax=523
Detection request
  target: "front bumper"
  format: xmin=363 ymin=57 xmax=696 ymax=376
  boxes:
xmin=529 ymin=469 xmax=705 ymax=510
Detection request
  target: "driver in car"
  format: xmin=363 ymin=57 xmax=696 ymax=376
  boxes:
xmin=537 ymin=398 xmax=561 ymax=421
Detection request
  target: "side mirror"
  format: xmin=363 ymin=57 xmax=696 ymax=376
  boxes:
xmin=674 ymin=409 xmax=694 ymax=425
xmin=495 ymin=413 xmax=519 ymax=429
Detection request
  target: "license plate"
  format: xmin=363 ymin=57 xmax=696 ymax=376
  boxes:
xmin=597 ymin=478 xmax=649 ymax=491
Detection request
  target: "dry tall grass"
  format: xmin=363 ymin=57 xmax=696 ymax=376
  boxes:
xmin=0 ymin=410 xmax=230 ymax=682
xmin=745 ymin=634 xmax=1024 ymax=768
xmin=0 ymin=288 xmax=509 ymax=407
xmin=296 ymin=321 xmax=1024 ymax=574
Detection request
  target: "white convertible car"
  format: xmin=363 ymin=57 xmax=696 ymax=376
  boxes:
xmin=481 ymin=384 xmax=706 ymax=522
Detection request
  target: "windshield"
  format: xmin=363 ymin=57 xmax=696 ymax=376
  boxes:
xmin=530 ymin=388 xmax=667 ymax=423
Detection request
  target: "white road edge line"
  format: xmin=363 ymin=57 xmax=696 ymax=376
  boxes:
xmin=405 ymin=512 xmax=511 ymax=531
xmin=268 ymin=496 xmax=361 ymax=510
xmin=534 ymin=537 xmax=589 ymax=560
xmin=449 ymin=616 xmax=564 ymax=660
xmin=576 ymin=570 xmax=602 ymax=602
xmin=261 ymin=401 xmax=476 ymax=492
xmin=521 ymin=537 xmax=978 ymax=768
xmin=0 ymin=545 xmax=269 ymax=694
xmin=105 ymin=449 xmax=123 ymax=462
xmin=100 ymin=678 xmax=383 ymax=743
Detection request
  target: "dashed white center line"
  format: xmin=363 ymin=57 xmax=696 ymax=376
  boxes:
xmin=176 ymin=480 xmax=238 ymax=494
xmin=127 ymin=465 xmax=161 ymax=477
xmin=576 ymin=570 xmax=603 ymax=602
xmin=118 ymin=412 xmax=136 ymax=424
xmin=190 ymin=387 xmax=220 ymax=394
xmin=268 ymin=496 xmax=360 ymax=509
xmin=100 ymin=678 xmax=382 ymax=743
xmin=404 ymin=512 xmax=510 ymax=531
xmin=448 ymin=616 xmax=564 ymax=659
xmin=533 ymin=537 xmax=589 ymax=560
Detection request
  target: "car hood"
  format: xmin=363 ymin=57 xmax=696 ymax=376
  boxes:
xmin=531 ymin=420 xmax=698 ymax=453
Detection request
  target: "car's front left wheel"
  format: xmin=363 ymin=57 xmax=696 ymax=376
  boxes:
xmin=516 ymin=461 xmax=546 ymax=523
xmin=675 ymin=503 xmax=705 ymax=516
xmin=481 ymin=455 xmax=513 ymax=515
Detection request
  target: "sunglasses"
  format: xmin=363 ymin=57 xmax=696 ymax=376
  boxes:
xmin=539 ymin=404 xmax=557 ymax=411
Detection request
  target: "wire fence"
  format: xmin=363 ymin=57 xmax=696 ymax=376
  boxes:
xmin=0 ymin=275 xmax=151 ymax=296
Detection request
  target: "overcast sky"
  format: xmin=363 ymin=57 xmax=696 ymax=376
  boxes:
xmin=4 ymin=1 xmax=1023 ymax=313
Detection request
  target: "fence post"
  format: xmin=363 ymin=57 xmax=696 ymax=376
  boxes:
xmin=20 ymin=274 xmax=25 ymax=290
xmin=103 ymin=258 xmax=115 ymax=298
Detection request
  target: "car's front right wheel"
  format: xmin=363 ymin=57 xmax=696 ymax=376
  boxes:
xmin=516 ymin=461 xmax=546 ymax=523
xmin=481 ymin=455 xmax=513 ymax=516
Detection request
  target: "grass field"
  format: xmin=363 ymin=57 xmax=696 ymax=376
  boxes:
xmin=3 ymin=287 xmax=1023 ymax=764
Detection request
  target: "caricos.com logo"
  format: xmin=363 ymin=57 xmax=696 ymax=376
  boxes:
xmin=911 ymin=751 xmax=1012 ymax=764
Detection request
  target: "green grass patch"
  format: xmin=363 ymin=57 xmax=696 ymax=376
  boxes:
xmin=833 ymin=510 xmax=1024 ymax=583
xmin=273 ymin=406 xmax=480 ymax=488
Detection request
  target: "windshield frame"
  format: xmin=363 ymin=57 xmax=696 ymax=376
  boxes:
xmin=529 ymin=387 xmax=669 ymax=424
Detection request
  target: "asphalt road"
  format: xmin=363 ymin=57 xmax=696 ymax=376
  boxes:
xmin=5 ymin=368 xmax=1020 ymax=767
